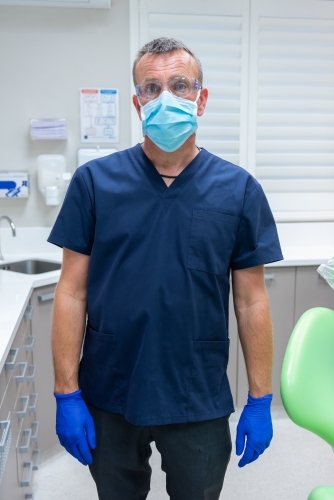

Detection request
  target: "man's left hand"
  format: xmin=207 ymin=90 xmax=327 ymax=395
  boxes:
xmin=235 ymin=393 xmax=273 ymax=467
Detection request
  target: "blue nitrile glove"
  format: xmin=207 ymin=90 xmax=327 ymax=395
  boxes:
xmin=54 ymin=389 xmax=96 ymax=466
xmin=236 ymin=393 xmax=273 ymax=468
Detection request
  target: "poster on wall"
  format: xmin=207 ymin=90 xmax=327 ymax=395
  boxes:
xmin=80 ymin=88 xmax=119 ymax=144
xmin=0 ymin=172 xmax=29 ymax=198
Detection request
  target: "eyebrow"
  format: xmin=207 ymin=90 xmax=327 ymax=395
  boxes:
xmin=140 ymin=75 xmax=190 ymax=82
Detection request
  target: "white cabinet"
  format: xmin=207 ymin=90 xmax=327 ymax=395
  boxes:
xmin=0 ymin=305 xmax=38 ymax=500
xmin=229 ymin=265 xmax=333 ymax=407
xmin=0 ymin=284 xmax=57 ymax=499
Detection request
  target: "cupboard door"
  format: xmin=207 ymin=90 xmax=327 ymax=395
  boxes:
xmin=30 ymin=284 xmax=57 ymax=453
xmin=236 ymin=267 xmax=296 ymax=406
xmin=295 ymin=266 xmax=334 ymax=323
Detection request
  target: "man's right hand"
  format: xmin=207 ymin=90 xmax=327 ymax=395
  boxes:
xmin=54 ymin=389 xmax=96 ymax=466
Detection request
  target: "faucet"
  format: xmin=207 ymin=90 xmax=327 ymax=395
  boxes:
xmin=0 ymin=216 xmax=16 ymax=262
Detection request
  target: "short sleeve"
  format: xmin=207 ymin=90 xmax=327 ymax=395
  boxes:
xmin=47 ymin=168 xmax=95 ymax=255
xmin=230 ymin=183 xmax=283 ymax=270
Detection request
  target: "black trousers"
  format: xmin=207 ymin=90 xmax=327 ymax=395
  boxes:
xmin=87 ymin=404 xmax=232 ymax=500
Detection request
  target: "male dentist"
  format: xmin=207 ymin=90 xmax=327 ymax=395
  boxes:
xmin=48 ymin=37 xmax=283 ymax=500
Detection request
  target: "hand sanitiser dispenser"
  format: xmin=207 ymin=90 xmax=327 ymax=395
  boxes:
xmin=37 ymin=155 xmax=71 ymax=206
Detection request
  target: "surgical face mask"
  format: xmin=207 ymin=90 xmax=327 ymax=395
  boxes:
xmin=139 ymin=91 xmax=200 ymax=153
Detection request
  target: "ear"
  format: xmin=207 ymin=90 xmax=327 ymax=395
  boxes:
xmin=197 ymin=88 xmax=208 ymax=117
xmin=132 ymin=94 xmax=142 ymax=121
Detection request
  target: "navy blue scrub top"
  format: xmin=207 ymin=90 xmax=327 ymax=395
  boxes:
xmin=48 ymin=144 xmax=283 ymax=426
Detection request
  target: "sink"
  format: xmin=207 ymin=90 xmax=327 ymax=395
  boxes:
xmin=0 ymin=259 xmax=61 ymax=275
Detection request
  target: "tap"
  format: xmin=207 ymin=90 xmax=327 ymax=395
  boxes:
xmin=0 ymin=216 xmax=16 ymax=261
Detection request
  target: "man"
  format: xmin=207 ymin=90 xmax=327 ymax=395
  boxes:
xmin=48 ymin=37 xmax=283 ymax=500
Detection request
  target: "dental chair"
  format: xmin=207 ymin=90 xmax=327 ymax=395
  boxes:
xmin=280 ymin=307 xmax=334 ymax=500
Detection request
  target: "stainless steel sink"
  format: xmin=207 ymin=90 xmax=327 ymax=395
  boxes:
xmin=0 ymin=259 xmax=61 ymax=274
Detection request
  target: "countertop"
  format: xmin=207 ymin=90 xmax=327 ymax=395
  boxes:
xmin=0 ymin=227 xmax=333 ymax=373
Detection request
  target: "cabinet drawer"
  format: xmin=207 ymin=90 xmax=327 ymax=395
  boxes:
xmin=17 ymin=446 xmax=40 ymax=490
xmin=13 ymin=315 xmax=31 ymax=351
xmin=17 ymin=411 xmax=40 ymax=500
xmin=17 ymin=414 xmax=40 ymax=477
xmin=1 ymin=347 xmax=34 ymax=413
xmin=0 ymin=374 xmax=20 ymax=425
xmin=14 ymin=383 xmax=38 ymax=429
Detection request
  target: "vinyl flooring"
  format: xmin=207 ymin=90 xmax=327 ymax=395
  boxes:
xmin=33 ymin=407 xmax=334 ymax=500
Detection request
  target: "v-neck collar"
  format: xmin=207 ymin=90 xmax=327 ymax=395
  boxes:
xmin=135 ymin=143 xmax=207 ymax=210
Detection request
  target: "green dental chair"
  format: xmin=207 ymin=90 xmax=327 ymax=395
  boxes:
xmin=280 ymin=307 xmax=334 ymax=500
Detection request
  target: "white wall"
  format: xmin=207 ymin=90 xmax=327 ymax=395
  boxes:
xmin=0 ymin=0 xmax=131 ymax=227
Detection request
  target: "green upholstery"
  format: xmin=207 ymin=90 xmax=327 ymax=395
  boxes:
xmin=281 ymin=307 xmax=334 ymax=500
xmin=308 ymin=486 xmax=334 ymax=500
xmin=281 ymin=307 xmax=334 ymax=447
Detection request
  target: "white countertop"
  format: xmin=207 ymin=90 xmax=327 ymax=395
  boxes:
xmin=0 ymin=226 xmax=333 ymax=373
xmin=267 ymin=245 xmax=334 ymax=267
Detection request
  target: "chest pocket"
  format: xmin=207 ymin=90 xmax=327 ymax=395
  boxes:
xmin=187 ymin=210 xmax=240 ymax=275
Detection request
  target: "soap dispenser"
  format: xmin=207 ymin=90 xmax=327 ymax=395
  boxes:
xmin=37 ymin=155 xmax=71 ymax=206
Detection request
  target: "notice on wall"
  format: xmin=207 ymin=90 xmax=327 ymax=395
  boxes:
xmin=80 ymin=88 xmax=119 ymax=144
xmin=0 ymin=171 xmax=29 ymax=198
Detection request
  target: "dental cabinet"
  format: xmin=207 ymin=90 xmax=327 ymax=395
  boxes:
xmin=0 ymin=303 xmax=39 ymax=500
xmin=0 ymin=271 xmax=59 ymax=500
xmin=228 ymin=265 xmax=334 ymax=407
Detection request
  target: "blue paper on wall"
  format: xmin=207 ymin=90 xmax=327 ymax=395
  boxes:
xmin=0 ymin=172 xmax=29 ymax=197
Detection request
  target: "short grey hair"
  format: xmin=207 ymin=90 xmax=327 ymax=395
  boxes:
xmin=132 ymin=37 xmax=203 ymax=85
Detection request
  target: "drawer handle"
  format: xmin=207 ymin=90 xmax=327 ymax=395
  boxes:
xmin=38 ymin=292 xmax=55 ymax=302
xmin=28 ymin=393 xmax=38 ymax=413
xmin=17 ymin=396 xmax=29 ymax=419
xmin=26 ymin=364 xmax=36 ymax=382
xmin=31 ymin=421 xmax=39 ymax=442
xmin=20 ymin=461 xmax=33 ymax=487
xmin=0 ymin=419 xmax=11 ymax=453
xmin=15 ymin=362 xmax=28 ymax=383
xmin=19 ymin=428 xmax=32 ymax=453
xmin=25 ymin=336 xmax=35 ymax=351
xmin=24 ymin=305 xmax=34 ymax=321
xmin=5 ymin=348 xmax=19 ymax=370
xmin=32 ymin=449 xmax=40 ymax=471
xmin=264 ymin=273 xmax=275 ymax=281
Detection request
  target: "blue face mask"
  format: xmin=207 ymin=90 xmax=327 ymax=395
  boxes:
xmin=140 ymin=91 xmax=199 ymax=153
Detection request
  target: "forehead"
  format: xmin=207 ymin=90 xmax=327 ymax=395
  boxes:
xmin=135 ymin=50 xmax=198 ymax=83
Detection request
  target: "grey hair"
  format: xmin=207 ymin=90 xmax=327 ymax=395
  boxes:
xmin=132 ymin=37 xmax=203 ymax=85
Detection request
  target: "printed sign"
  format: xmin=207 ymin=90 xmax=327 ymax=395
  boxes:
xmin=0 ymin=172 xmax=29 ymax=198
xmin=80 ymin=88 xmax=119 ymax=144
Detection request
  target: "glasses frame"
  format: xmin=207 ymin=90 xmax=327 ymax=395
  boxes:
xmin=135 ymin=76 xmax=202 ymax=101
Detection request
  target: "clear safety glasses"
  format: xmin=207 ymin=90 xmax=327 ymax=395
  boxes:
xmin=135 ymin=76 xmax=202 ymax=101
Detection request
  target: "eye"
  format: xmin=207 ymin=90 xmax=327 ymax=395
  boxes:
xmin=169 ymin=77 xmax=193 ymax=96
xmin=175 ymin=82 xmax=187 ymax=92
xmin=144 ymin=82 xmax=161 ymax=96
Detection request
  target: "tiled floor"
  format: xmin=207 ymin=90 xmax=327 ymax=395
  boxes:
xmin=34 ymin=407 xmax=334 ymax=500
